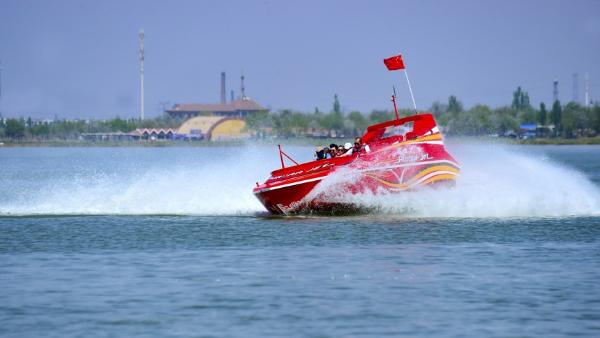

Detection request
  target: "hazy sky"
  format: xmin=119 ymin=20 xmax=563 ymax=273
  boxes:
xmin=0 ymin=0 xmax=599 ymax=119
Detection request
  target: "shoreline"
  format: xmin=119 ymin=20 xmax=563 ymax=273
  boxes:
xmin=1 ymin=136 xmax=600 ymax=147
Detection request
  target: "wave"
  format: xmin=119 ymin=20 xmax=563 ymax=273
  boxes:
xmin=333 ymin=143 xmax=600 ymax=217
xmin=1 ymin=143 xmax=599 ymax=218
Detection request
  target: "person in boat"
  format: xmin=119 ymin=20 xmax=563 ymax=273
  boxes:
xmin=328 ymin=144 xmax=339 ymax=158
xmin=336 ymin=144 xmax=346 ymax=157
xmin=353 ymin=137 xmax=370 ymax=153
xmin=341 ymin=142 xmax=353 ymax=156
xmin=315 ymin=146 xmax=327 ymax=160
xmin=344 ymin=137 xmax=371 ymax=156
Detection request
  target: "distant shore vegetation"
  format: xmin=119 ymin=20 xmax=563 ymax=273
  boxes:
xmin=1 ymin=88 xmax=599 ymax=145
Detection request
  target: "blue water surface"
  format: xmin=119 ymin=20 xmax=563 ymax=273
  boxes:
xmin=1 ymin=145 xmax=600 ymax=337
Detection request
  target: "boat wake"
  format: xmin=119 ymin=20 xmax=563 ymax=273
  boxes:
xmin=318 ymin=143 xmax=600 ymax=218
xmin=1 ymin=144 xmax=599 ymax=218
xmin=0 ymin=147 xmax=272 ymax=216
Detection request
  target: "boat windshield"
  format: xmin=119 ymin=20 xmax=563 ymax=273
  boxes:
xmin=382 ymin=121 xmax=413 ymax=139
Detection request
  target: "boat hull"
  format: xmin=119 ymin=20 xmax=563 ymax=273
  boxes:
xmin=253 ymin=114 xmax=460 ymax=215
xmin=254 ymin=156 xmax=459 ymax=215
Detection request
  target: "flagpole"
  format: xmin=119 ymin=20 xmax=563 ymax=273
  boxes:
xmin=391 ymin=86 xmax=399 ymax=120
xmin=403 ymin=69 xmax=417 ymax=113
xmin=383 ymin=54 xmax=417 ymax=114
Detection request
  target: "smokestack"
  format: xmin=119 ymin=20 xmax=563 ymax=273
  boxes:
xmin=220 ymin=72 xmax=226 ymax=104
xmin=240 ymin=73 xmax=246 ymax=100
xmin=553 ymin=79 xmax=559 ymax=103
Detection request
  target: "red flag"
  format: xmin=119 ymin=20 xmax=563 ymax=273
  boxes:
xmin=384 ymin=54 xmax=405 ymax=70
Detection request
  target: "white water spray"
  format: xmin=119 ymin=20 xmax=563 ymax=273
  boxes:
xmin=0 ymin=144 xmax=598 ymax=217
xmin=0 ymin=147 xmax=278 ymax=216
xmin=335 ymin=143 xmax=600 ymax=217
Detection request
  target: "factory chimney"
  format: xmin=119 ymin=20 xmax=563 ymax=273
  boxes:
xmin=553 ymin=79 xmax=559 ymax=103
xmin=241 ymin=73 xmax=246 ymax=100
xmin=220 ymin=72 xmax=226 ymax=104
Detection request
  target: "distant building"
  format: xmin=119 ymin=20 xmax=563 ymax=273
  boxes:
xmin=81 ymin=128 xmax=178 ymax=142
xmin=165 ymin=98 xmax=267 ymax=119
xmin=165 ymin=72 xmax=267 ymax=119
xmin=136 ymin=128 xmax=177 ymax=140
xmin=177 ymin=116 xmax=248 ymax=141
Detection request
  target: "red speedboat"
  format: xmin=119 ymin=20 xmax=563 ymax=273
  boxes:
xmin=253 ymin=113 xmax=460 ymax=215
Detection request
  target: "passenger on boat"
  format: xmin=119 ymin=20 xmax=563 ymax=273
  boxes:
xmin=315 ymin=146 xmax=327 ymax=160
xmin=342 ymin=142 xmax=353 ymax=156
xmin=328 ymin=144 xmax=339 ymax=158
xmin=354 ymin=137 xmax=370 ymax=153
xmin=336 ymin=145 xmax=346 ymax=157
xmin=344 ymin=137 xmax=371 ymax=156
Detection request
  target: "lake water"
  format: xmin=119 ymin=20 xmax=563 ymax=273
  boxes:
xmin=1 ymin=143 xmax=600 ymax=337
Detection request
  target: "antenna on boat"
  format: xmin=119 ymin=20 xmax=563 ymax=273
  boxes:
xmin=391 ymin=86 xmax=400 ymax=120
xmin=384 ymin=54 xmax=418 ymax=114
xmin=277 ymin=144 xmax=299 ymax=169
xmin=278 ymin=145 xmax=285 ymax=169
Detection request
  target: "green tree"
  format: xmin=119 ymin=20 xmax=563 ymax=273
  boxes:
xmin=30 ymin=123 xmax=50 ymax=138
xmin=447 ymin=105 xmax=493 ymax=135
xmin=245 ymin=110 xmax=271 ymax=130
xmin=105 ymin=117 xmax=135 ymax=132
xmin=347 ymin=111 xmax=368 ymax=135
xmin=369 ymin=110 xmax=393 ymax=124
xmin=490 ymin=107 xmax=519 ymax=136
xmin=518 ymin=110 xmax=537 ymax=124
xmin=512 ymin=86 xmax=531 ymax=111
xmin=324 ymin=94 xmax=344 ymax=132
xmin=561 ymin=103 xmax=577 ymax=138
xmin=561 ymin=102 xmax=588 ymax=138
xmin=272 ymin=109 xmax=294 ymax=137
xmin=5 ymin=119 xmax=25 ymax=139
xmin=333 ymin=94 xmax=341 ymax=114
xmin=447 ymin=96 xmax=463 ymax=115
xmin=592 ymin=105 xmax=600 ymax=134
xmin=430 ymin=101 xmax=447 ymax=118
xmin=550 ymin=100 xmax=562 ymax=136
xmin=538 ymin=102 xmax=547 ymax=126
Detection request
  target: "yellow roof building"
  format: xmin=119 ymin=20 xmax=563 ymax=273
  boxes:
xmin=177 ymin=116 xmax=248 ymax=141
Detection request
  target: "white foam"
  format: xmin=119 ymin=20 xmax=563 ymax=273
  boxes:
xmin=0 ymin=146 xmax=279 ymax=216
xmin=331 ymin=143 xmax=600 ymax=217
xmin=1 ymin=143 xmax=599 ymax=217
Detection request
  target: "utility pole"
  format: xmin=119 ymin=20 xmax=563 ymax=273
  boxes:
xmin=572 ymin=73 xmax=579 ymax=103
xmin=584 ymin=73 xmax=590 ymax=107
xmin=139 ymin=28 xmax=145 ymax=120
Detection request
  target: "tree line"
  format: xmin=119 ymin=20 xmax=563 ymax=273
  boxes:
xmin=1 ymin=87 xmax=599 ymax=141
xmin=248 ymin=89 xmax=600 ymax=139
xmin=434 ymin=88 xmax=600 ymax=138
xmin=0 ymin=116 xmax=182 ymax=140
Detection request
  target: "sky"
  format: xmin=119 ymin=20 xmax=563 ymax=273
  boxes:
xmin=0 ymin=0 xmax=599 ymax=119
